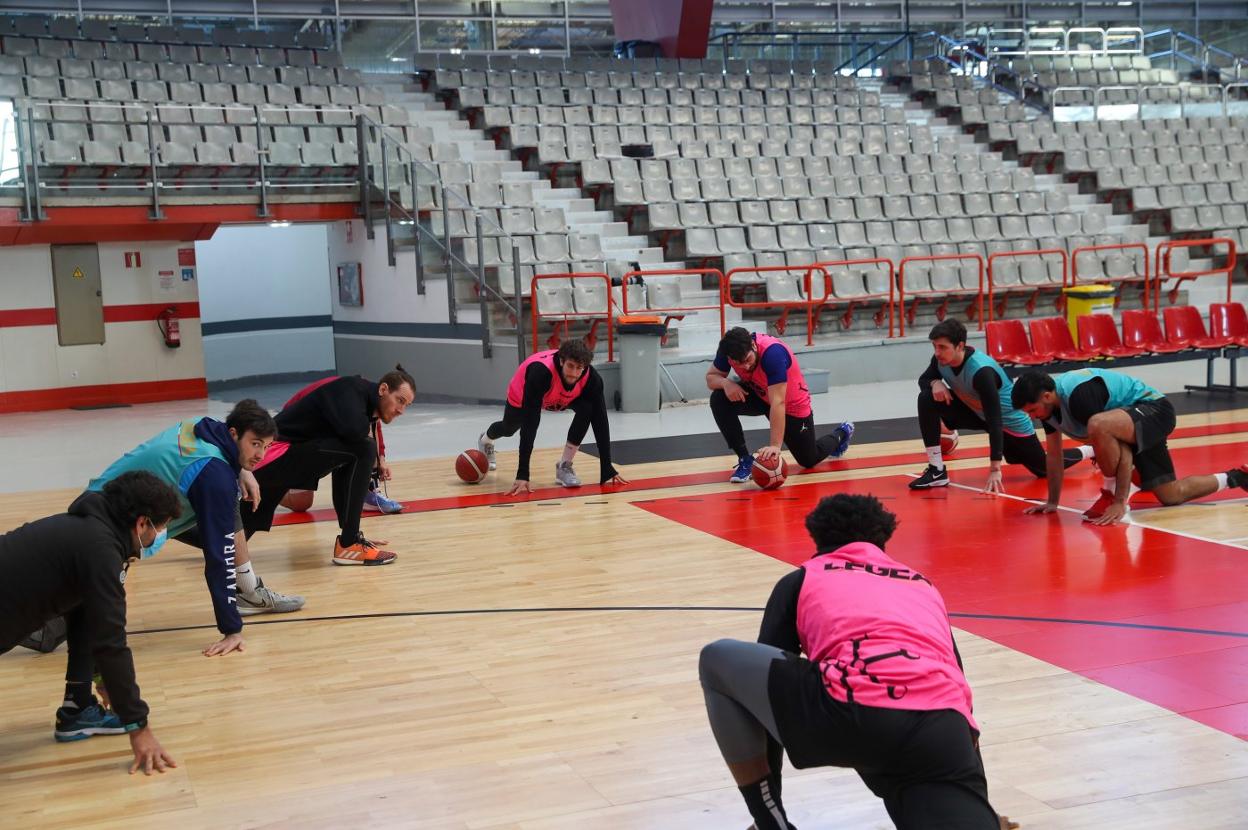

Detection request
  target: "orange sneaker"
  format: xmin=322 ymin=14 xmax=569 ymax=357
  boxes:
xmin=332 ymin=535 xmax=397 ymax=566
xmin=1082 ymin=489 xmax=1127 ymax=522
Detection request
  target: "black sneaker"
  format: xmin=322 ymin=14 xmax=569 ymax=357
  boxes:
xmin=1227 ymin=465 xmax=1248 ymax=491
xmin=909 ymin=465 xmax=949 ymax=489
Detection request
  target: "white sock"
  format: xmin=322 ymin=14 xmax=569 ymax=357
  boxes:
xmin=1102 ymin=475 xmax=1117 ymax=495
xmin=1079 ymin=445 xmax=1095 ymax=460
xmin=236 ymin=561 xmax=260 ymax=597
xmin=925 ymin=447 xmax=944 ymax=470
xmin=560 ymin=443 xmax=578 ymax=465
xmin=1216 ymin=472 xmax=1229 ymax=492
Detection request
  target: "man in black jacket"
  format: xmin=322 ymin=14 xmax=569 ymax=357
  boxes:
xmin=0 ymin=471 xmax=178 ymax=775
xmin=241 ymin=366 xmax=416 ymax=565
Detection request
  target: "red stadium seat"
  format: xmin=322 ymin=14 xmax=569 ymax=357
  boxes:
xmin=986 ymin=319 xmax=1049 ymax=365
xmin=1162 ymin=305 xmax=1229 ymax=349
xmin=1077 ymin=313 xmax=1145 ymax=358
xmin=1121 ymin=309 xmax=1186 ymax=354
xmin=1208 ymin=302 xmax=1248 ymax=347
xmin=1029 ymin=317 xmax=1096 ymax=361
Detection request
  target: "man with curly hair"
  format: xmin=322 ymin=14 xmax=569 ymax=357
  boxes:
xmin=699 ymin=493 xmax=1005 ymax=829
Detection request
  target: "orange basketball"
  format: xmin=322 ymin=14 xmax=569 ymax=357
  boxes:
xmin=750 ymin=454 xmax=789 ymax=490
xmin=456 ymin=449 xmax=489 ymax=483
xmin=941 ymin=428 xmax=959 ymax=457
xmin=280 ymin=489 xmax=315 ymax=512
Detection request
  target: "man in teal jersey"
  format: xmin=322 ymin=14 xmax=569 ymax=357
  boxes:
xmin=911 ymin=320 xmax=1091 ymax=493
xmin=1012 ymin=368 xmax=1247 ymax=524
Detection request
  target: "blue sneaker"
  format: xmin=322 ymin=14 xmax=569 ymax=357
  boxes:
xmin=829 ymin=421 xmax=856 ymax=459
xmin=54 ymin=704 xmax=125 ymax=742
xmin=729 ymin=455 xmax=755 ymax=483
xmin=363 ymin=489 xmax=403 ymax=514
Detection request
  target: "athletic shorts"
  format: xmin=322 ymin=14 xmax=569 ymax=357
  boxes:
xmin=173 ymin=500 xmax=244 ymax=548
xmin=1125 ymin=398 xmax=1177 ymax=490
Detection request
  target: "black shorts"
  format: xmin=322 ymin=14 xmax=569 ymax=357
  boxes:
xmin=173 ymin=501 xmax=244 ymax=548
xmin=1125 ymin=398 xmax=1177 ymax=490
xmin=767 ymin=653 xmax=998 ymax=829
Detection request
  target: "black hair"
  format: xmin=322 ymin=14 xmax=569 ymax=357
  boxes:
xmin=804 ymin=493 xmax=898 ymax=553
xmin=226 ymin=398 xmax=276 ymax=439
xmin=928 ymin=318 xmax=968 ymax=347
xmin=102 ymin=471 xmax=182 ymax=527
xmin=1010 ymin=371 xmax=1056 ymax=410
xmin=557 ymin=339 xmax=593 ymax=367
xmin=719 ymin=326 xmax=756 ymax=362
xmin=379 ymin=364 xmax=417 ymax=396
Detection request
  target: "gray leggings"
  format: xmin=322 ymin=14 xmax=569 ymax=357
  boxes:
xmin=699 ymin=638 xmax=786 ymax=763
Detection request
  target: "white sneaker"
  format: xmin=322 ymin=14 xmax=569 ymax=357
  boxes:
xmin=236 ymin=580 xmax=305 ymax=616
xmin=478 ymin=431 xmax=497 ymax=471
xmin=555 ymin=461 xmax=582 ymax=487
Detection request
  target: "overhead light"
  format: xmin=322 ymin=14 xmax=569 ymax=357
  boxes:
xmin=268 ymin=220 xmax=291 ymax=228
xmin=449 ymin=47 xmax=463 ymax=55
xmin=1117 ymin=1 xmax=1132 ymax=5
xmin=528 ymin=47 xmax=541 ymax=55
xmin=390 ymin=56 xmax=405 ymax=62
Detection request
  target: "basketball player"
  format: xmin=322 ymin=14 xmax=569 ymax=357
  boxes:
xmin=241 ymin=367 xmax=415 ymax=564
xmin=0 ymin=471 xmax=178 ymax=774
xmin=911 ymin=319 xmax=1092 ymax=493
xmin=1012 ymin=368 xmax=1248 ymax=524
xmin=699 ymin=493 xmax=1003 ymax=829
xmin=476 ymin=339 xmax=629 ymax=495
xmin=87 ymin=400 xmax=303 ymax=657
xmin=706 ymin=327 xmax=853 ymax=483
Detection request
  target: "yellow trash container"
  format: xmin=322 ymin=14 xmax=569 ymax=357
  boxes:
xmin=1063 ymin=284 xmax=1116 ymax=341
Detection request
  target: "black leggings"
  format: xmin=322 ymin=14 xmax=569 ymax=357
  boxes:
xmin=710 ymin=388 xmax=841 ymax=469
xmin=917 ymin=387 xmax=1083 ymax=477
xmin=242 ymin=436 xmax=377 ymax=544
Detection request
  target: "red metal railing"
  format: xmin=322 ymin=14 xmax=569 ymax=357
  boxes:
xmin=723 ymin=265 xmax=831 ymax=346
xmin=986 ymin=248 xmax=1068 ymax=320
xmin=810 ymin=258 xmax=897 ymax=337
xmin=530 ymin=272 xmax=614 ymax=361
xmin=1070 ymin=242 xmax=1150 ymax=309
xmin=1153 ymin=237 xmax=1237 ymax=311
xmin=897 ymin=254 xmax=985 ymax=336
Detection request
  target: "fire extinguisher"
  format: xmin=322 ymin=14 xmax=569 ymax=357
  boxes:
xmin=157 ymin=306 xmax=181 ymax=349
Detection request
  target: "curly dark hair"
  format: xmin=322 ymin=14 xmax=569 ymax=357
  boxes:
xmin=718 ymin=326 xmax=756 ymax=362
xmin=1010 ymin=371 xmax=1056 ymax=410
xmin=804 ymin=493 xmax=898 ymax=553
xmin=226 ymin=398 xmax=276 ymax=439
xmin=557 ymin=339 xmax=593 ymax=367
xmin=379 ymin=364 xmax=417 ymax=396
xmin=102 ymin=471 xmax=182 ymax=527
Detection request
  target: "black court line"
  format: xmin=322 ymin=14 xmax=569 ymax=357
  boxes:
xmin=124 ymin=607 xmax=1248 ymax=640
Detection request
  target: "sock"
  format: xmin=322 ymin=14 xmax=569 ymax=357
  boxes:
xmin=1215 ymin=472 xmax=1230 ymax=492
xmin=925 ymin=446 xmax=944 ymax=470
xmin=62 ymin=680 xmax=94 ymax=711
xmin=739 ymin=774 xmax=791 ymax=830
xmin=1079 ymin=445 xmax=1096 ymax=460
xmin=484 ymin=427 xmax=499 ymax=442
xmin=1102 ymin=474 xmax=1117 ymax=495
xmin=560 ymin=443 xmax=578 ymax=465
xmin=236 ymin=561 xmax=260 ymax=598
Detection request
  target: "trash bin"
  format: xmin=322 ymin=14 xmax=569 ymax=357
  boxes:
xmin=617 ymin=315 xmax=666 ymax=413
xmin=1063 ymin=284 xmax=1116 ymax=341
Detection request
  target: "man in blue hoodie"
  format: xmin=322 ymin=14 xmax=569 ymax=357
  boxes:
xmin=86 ymin=399 xmax=304 ymax=656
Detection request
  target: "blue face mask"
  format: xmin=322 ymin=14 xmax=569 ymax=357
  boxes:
xmin=141 ymin=527 xmax=168 ymax=560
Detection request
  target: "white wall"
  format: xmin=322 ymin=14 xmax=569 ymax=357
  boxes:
xmin=195 ymin=223 xmax=335 ymax=382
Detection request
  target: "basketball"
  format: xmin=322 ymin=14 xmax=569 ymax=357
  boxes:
xmin=941 ymin=428 xmax=959 ymax=457
xmin=750 ymin=454 xmax=789 ymax=490
xmin=280 ymin=490 xmax=315 ymax=512
xmin=456 ymin=449 xmax=489 ymax=483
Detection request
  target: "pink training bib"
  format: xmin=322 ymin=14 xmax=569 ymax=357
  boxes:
xmin=727 ymin=333 xmax=812 ymax=418
xmin=506 ymin=350 xmax=589 ymax=411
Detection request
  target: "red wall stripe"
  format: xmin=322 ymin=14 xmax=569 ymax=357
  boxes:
xmin=0 ymin=302 xmax=200 ymax=328
xmin=0 ymin=378 xmax=207 ymax=414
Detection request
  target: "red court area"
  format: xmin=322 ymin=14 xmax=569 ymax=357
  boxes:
xmin=637 ymin=441 xmax=1248 ymax=741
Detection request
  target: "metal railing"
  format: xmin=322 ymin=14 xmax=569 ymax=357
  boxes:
xmin=1049 ymin=82 xmax=1241 ymax=120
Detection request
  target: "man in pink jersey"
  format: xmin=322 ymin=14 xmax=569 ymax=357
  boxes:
xmin=699 ymin=493 xmax=1005 ymax=829
xmin=706 ymin=327 xmax=854 ymax=483
xmin=477 ymin=339 xmax=628 ymax=495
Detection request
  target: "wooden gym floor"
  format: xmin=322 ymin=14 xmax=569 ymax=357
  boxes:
xmin=3 ymin=409 xmax=1248 ymax=829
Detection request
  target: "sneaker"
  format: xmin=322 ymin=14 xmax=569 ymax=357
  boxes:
xmin=478 ymin=432 xmax=497 ymax=471
xmin=729 ymin=456 xmax=755 ymax=483
xmin=1227 ymin=465 xmax=1248 ymax=491
xmin=555 ymin=461 xmax=582 ymax=487
xmin=236 ymin=579 xmax=306 ymax=616
xmin=54 ymin=704 xmax=125 ymax=742
xmin=1083 ymin=489 xmax=1127 ymax=522
xmin=909 ymin=465 xmax=950 ymax=489
xmin=829 ymin=421 xmax=856 ymax=459
xmin=362 ymin=489 xmax=404 ymax=514
xmin=332 ymin=535 xmax=397 ymax=566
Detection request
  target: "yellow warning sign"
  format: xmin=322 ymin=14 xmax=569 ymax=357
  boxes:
xmin=71 ymin=267 xmax=84 ymax=279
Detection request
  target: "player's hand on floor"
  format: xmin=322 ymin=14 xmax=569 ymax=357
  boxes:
xmin=507 ymin=480 xmax=532 ymax=495
xmin=982 ymin=469 xmax=1004 ymax=496
xmin=603 ymin=473 xmax=629 ymax=486
xmin=998 ymin=814 xmax=1020 ymax=830
xmin=128 ymin=727 xmax=177 ymax=776
xmin=1023 ymin=502 xmax=1059 ymax=515
xmin=756 ymin=445 xmax=781 ymax=463
xmin=203 ymin=632 xmax=245 ymax=657
xmin=1088 ymin=502 xmax=1128 ymax=526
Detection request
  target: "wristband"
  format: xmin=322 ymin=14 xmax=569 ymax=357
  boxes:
xmin=123 ymin=718 xmax=148 ymax=733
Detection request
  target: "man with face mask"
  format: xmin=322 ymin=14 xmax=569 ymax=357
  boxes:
xmin=241 ymin=366 xmax=417 ymax=565
xmin=0 ymin=471 xmax=179 ymax=774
